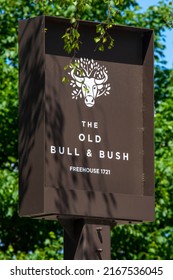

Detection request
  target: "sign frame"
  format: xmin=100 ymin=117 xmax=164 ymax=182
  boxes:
xmin=19 ymin=15 xmax=154 ymax=224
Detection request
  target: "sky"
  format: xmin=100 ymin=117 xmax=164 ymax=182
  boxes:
xmin=139 ymin=0 xmax=173 ymax=69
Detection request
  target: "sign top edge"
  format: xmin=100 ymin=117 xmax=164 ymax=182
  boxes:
xmin=18 ymin=15 xmax=154 ymax=33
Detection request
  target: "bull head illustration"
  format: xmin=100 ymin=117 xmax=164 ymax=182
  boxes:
xmin=69 ymin=58 xmax=111 ymax=107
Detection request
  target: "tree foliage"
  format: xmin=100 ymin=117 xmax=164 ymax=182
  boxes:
xmin=0 ymin=0 xmax=173 ymax=259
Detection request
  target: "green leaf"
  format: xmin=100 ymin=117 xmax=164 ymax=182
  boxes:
xmin=94 ymin=37 xmax=101 ymax=43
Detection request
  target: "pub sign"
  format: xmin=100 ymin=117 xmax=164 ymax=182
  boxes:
xmin=19 ymin=16 xmax=154 ymax=223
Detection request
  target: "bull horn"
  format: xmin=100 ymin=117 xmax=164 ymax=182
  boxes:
xmin=71 ymin=69 xmax=85 ymax=83
xmin=94 ymin=70 xmax=108 ymax=85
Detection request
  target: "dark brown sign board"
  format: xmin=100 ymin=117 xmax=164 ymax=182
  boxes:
xmin=19 ymin=16 xmax=154 ymax=224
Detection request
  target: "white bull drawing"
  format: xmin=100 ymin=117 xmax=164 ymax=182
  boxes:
xmin=69 ymin=58 xmax=111 ymax=107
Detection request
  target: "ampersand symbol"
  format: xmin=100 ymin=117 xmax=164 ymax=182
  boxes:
xmin=86 ymin=149 xmax=92 ymax=157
